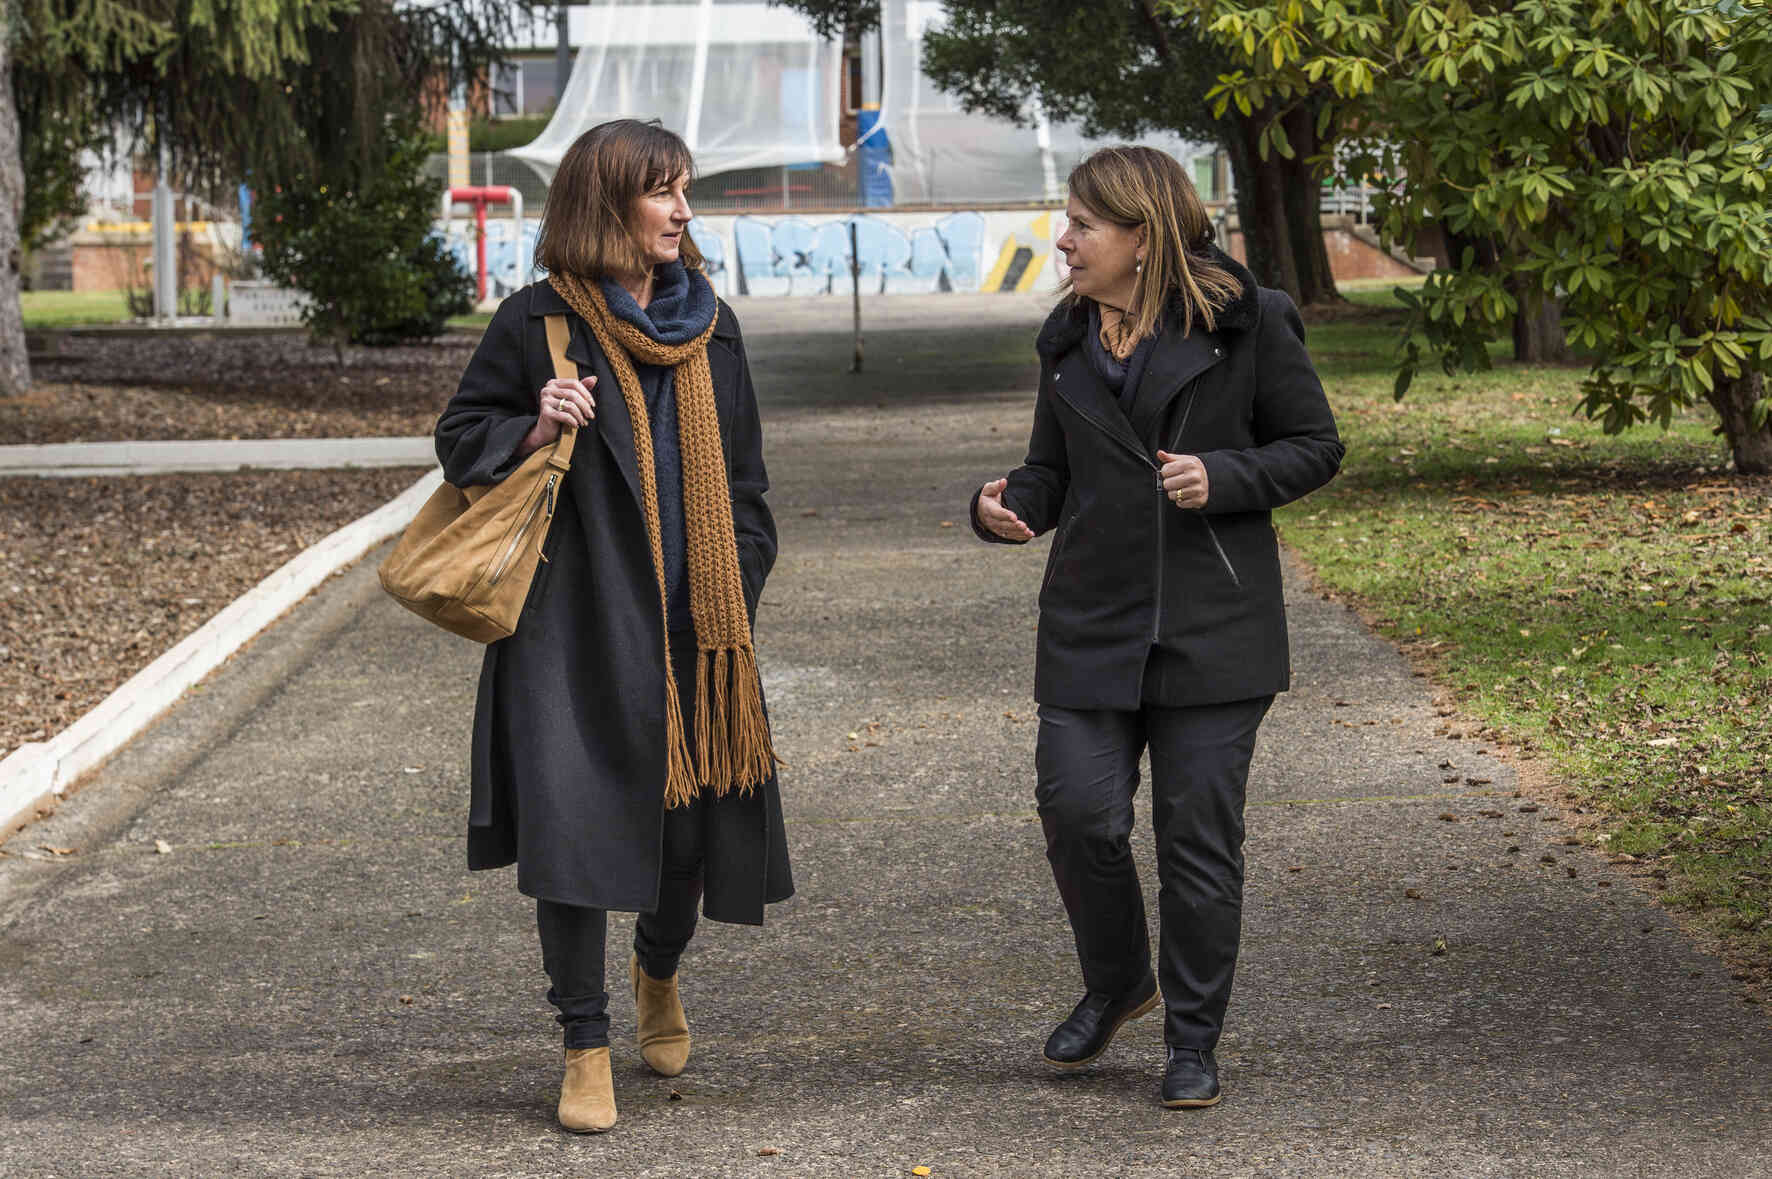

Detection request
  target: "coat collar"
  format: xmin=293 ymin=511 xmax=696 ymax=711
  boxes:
xmin=1034 ymin=243 xmax=1259 ymax=362
xmin=525 ymin=275 xmax=739 ymax=340
xmin=1038 ymin=244 xmax=1258 ymax=449
xmin=522 ymin=276 xmax=735 ymax=509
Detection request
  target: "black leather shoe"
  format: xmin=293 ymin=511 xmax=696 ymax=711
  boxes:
xmin=1042 ymin=975 xmax=1160 ymax=1069
xmin=1161 ymin=1046 xmax=1221 ymax=1108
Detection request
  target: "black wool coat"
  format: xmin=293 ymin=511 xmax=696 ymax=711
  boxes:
xmin=436 ymin=279 xmax=792 ymax=924
xmin=972 ymin=247 xmax=1345 ymax=710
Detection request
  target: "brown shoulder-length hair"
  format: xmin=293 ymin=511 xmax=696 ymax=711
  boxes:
xmin=534 ymin=118 xmax=704 ymax=280
xmin=1060 ymin=146 xmax=1242 ymax=341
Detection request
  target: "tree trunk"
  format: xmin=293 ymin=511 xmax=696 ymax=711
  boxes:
xmin=1226 ymin=113 xmax=1301 ymax=304
xmin=0 ymin=38 xmax=30 ymax=399
xmin=1510 ymin=280 xmax=1569 ymax=363
xmin=1708 ymin=371 xmax=1772 ymax=476
xmin=1278 ymin=103 xmax=1339 ymax=306
xmin=1222 ymin=106 xmax=1339 ymax=306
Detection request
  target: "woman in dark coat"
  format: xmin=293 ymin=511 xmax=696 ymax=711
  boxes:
xmin=435 ymin=119 xmax=791 ymax=1134
xmin=972 ymin=146 xmax=1343 ymax=1109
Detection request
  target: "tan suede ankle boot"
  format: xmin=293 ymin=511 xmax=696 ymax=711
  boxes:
xmin=558 ymin=1046 xmax=616 ymax=1133
xmin=631 ymin=953 xmax=691 ymax=1077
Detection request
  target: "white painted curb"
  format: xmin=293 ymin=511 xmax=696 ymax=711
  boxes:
xmin=0 ymin=468 xmax=444 ymax=836
xmin=0 ymin=437 xmax=436 ymax=478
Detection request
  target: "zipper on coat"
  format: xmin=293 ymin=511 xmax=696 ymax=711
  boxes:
xmin=1042 ymin=513 xmax=1078 ymax=594
xmin=1151 ymin=471 xmax=1165 ymax=641
xmin=1151 ymin=380 xmax=1208 ymax=643
xmin=1200 ymin=518 xmax=1241 ymax=587
xmin=1165 ymin=379 xmax=1240 ymax=587
xmin=490 ymin=473 xmax=557 ymax=586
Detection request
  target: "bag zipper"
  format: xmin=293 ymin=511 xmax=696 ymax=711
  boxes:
xmin=490 ymin=473 xmax=558 ymax=586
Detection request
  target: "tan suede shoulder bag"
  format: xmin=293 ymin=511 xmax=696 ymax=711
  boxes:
xmin=378 ymin=314 xmax=577 ymax=643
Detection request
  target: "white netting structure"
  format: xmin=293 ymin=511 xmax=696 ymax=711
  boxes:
xmin=879 ymin=0 xmax=1205 ymax=204
xmin=509 ymin=0 xmax=1209 ymax=204
xmin=510 ymin=1 xmax=845 ymax=179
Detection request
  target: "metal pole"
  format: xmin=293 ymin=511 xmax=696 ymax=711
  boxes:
xmin=850 ymin=220 xmax=862 ymax=373
xmin=555 ymin=1 xmax=572 ymax=101
xmin=152 ymin=143 xmax=177 ymax=322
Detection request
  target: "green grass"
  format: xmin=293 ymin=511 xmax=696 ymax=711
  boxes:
xmin=21 ymin=290 xmax=131 ymax=329
xmin=1281 ymin=291 xmax=1772 ymax=961
xmin=446 ymin=311 xmax=494 ymax=331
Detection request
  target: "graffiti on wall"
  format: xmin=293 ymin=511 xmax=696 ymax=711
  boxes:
xmin=703 ymin=210 xmax=1055 ymax=297
xmin=439 ymin=218 xmax=540 ymax=300
xmin=722 ymin=212 xmax=983 ymax=296
xmin=437 ymin=208 xmax=1061 ymax=300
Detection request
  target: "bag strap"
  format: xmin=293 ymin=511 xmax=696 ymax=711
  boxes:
xmin=543 ymin=313 xmax=579 ymax=468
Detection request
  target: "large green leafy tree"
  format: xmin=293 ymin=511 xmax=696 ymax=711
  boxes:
xmin=775 ymin=0 xmax=1343 ymax=307
xmin=1186 ymin=0 xmax=1772 ymax=474
xmin=0 ymin=0 xmax=534 ymax=395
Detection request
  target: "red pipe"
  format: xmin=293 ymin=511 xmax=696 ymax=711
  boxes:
xmin=475 ymin=201 xmax=488 ymax=302
xmin=442 ymin=186 xmax=520 ymax=304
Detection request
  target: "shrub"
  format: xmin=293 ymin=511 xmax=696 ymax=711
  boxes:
xmin=254 ymin=127 xmax=475 ymax=348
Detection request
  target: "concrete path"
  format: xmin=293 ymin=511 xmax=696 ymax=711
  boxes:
xmin=0 ymin=436 xmax=436 ymax=477
xmin=2 ymin=296 xmax=1768 ymax=1177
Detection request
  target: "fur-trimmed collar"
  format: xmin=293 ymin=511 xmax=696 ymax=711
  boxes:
xmin=1036 ymin=243 xmax=1260 ymax=360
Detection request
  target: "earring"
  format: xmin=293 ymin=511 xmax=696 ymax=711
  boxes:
xmin=1136 ymin=260 xmax=1144 ymax=274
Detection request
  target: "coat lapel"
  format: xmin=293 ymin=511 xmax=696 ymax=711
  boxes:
xmin=1051 ymin=347 xmax=1149 ymax=462
xmin=531 ymin=282 xmax=645 ymax=506
xmin=570 ymin=324 xmax=646 ymax=508
xmin=1126 ymin=327 xmax=1224 ymax=448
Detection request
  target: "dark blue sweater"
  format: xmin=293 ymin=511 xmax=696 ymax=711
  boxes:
xmin=598 ymin=262 xmax=717 ymax=634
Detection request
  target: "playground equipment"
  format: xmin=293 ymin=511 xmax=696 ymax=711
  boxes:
xmin=441 ymin=185 xmax=526 ymax=302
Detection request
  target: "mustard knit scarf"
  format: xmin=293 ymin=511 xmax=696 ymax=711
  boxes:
xmin=550 ymin=271 xmax=777 ymax=807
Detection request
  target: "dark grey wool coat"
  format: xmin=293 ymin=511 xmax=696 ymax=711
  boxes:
xmin=972 ymin=247 xmax=1344 ymax=710
xmin=436 ymin=279 xmax=792 ymax=924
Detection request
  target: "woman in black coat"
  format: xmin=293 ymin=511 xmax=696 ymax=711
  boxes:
xmin=972 ymin=146 xmax=1343 ymax=1109
xmin=435 ymin=120 xmax=790 ymax=1134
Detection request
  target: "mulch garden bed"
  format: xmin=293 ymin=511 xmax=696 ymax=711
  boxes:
xmin=3 ymin=332 xmax=480 ymax=444
xmin=0 ymin=467 xmax=431 ymax=762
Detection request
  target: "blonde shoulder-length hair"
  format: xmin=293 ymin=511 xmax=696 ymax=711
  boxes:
xmin=534 ymin=118 xmax=705 ymax=280
xmin=1060 ymin=146 xmax=1242 ymax=341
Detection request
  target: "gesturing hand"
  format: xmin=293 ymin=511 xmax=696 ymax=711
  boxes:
xmin=977 ymin=478 xmax=1034 ymax=542
xmin=1156 ymin=450 xmax=1209 ymax=510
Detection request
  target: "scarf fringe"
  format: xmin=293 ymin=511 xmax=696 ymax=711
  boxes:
xmin=552 ymin=271 xmax=777 ymax=810
xmin=689 ymin=645 xmax=777 ymax=798
xmin=661 ymin=648 xmax=699 ymax=810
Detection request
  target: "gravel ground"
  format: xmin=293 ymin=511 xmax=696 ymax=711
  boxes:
xmin=4 ymin=333 xmax=476 ymax=444
xmin=0 ymin=468 xmax=432 ymax=760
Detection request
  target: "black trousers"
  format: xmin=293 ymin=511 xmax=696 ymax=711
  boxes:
xmin=1035 ymin=693 xmax=1272 ymax=1051
xmin=536 ymin=796 xmax=706 ymax=1050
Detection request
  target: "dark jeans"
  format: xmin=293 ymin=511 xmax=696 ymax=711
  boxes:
xmin=536 ymin=796 xmax=707 ymax=1050
xmin=1035 ymin=694 xmax=1272 ymax=1051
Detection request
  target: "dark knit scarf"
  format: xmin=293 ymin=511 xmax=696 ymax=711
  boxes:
xmin=598 ymin=263 xmax=715 ymax=632
xmin=550 ymin=267 xmax=777 ymax=807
